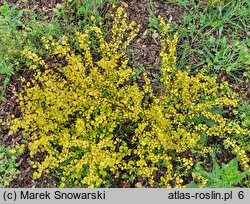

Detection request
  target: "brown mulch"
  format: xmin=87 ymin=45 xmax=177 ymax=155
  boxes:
xmin=4 ymin=0 xmax=61 ymax=19
xmin=126 ymin=0 xmax=185 ymax=68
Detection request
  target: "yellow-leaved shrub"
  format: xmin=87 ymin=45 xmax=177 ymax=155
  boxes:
xmin=7 ymin=6 xmax=250 ymax=187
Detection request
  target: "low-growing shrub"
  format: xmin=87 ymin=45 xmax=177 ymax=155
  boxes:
xmin=4 ymin=5 xmax=250 ymax=187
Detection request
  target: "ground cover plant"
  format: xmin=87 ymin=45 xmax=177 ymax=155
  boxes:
xmin=0 ymin=0 xmax=249 ymax=188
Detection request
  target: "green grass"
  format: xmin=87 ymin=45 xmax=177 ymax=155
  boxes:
xmin=165 ymin=0 xmax=249 ymax=80
xmin=0 ymin=2 xmax=62 ymax=99
xmin=0 ymin=2 xmax=22 ymax=99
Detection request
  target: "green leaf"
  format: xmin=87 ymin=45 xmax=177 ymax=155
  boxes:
xmin=8 ymin=168 xmax=17 ymax=174
xmin=60 ymin=157 xmax=73 ymax=167
xmin=197 ymin=132 xmax=208 ymax=146
xmin=191 ymin=156 xmax=247 ymax=188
